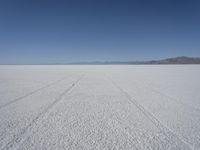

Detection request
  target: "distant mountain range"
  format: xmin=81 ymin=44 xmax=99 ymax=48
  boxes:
xmin=145 ymin=56 xmax=200 ymax=64
xmin=68 ymin=56 xmax=200 ymax=65
xmin=1 ymin=56 xmax=200 ymax=65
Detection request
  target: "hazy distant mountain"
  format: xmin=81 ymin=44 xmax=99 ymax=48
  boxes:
xmin=68 ymin=56 xmax=200 ymax=65
xmin=146 ymin=56 xmax=200 ymax=64
xmin=2 ymin=56 xmax=200 ymax=65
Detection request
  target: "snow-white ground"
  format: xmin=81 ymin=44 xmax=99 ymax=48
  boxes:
xmin=0 ymin=65 xmax=199 ymax=150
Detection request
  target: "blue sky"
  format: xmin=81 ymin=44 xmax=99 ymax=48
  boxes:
xmin=0 ymin=0 xmax=200 ymax=64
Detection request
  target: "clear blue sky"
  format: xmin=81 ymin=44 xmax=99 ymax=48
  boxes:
xmin=0 ymin=0 xmax=200 ymax=64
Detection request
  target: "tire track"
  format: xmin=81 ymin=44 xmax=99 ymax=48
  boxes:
xmin=106 ymin=75 xmax=193 ymax=150
xmin=130 ymin=78 xmax=200 ymax=112
xmin=0 ymin=74 xmax=73 ymax=110
xmin=145 ymin=84 xmax=200 ymax=112
xmin=1 ymin=74 xmax=85 ymax=150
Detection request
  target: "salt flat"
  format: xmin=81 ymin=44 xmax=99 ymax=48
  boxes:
xmin=0 ymin=65 xmax=199 ymax=150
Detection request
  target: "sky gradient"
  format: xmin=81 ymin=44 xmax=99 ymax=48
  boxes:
xmin=0 ymin=0 xmax=200 ymax=64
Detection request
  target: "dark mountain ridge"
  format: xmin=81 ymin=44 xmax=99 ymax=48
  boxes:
xmin=143 ymin=56 xmax=200 ymax=64
xmin=1 ymin=56 xmax=200 ymax=65
xmin=68 ymin=56 xmax=200 ymax=65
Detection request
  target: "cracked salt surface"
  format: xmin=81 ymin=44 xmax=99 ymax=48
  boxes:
xmin=0 ymin=65 xmax=199 ymax=150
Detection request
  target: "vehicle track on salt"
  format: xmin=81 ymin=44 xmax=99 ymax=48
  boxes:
xmin=1 ymin=74 xmax=85 ymax=150
xmin=0 ymin=74 xmax=74 ymax=110
xmin=106 ymin=74 xmax=193 ymax=150
xmin=14 ymin=73 xmax=181 ymax=150
xmin=132 ymin=78 xmax=200 ymax=112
